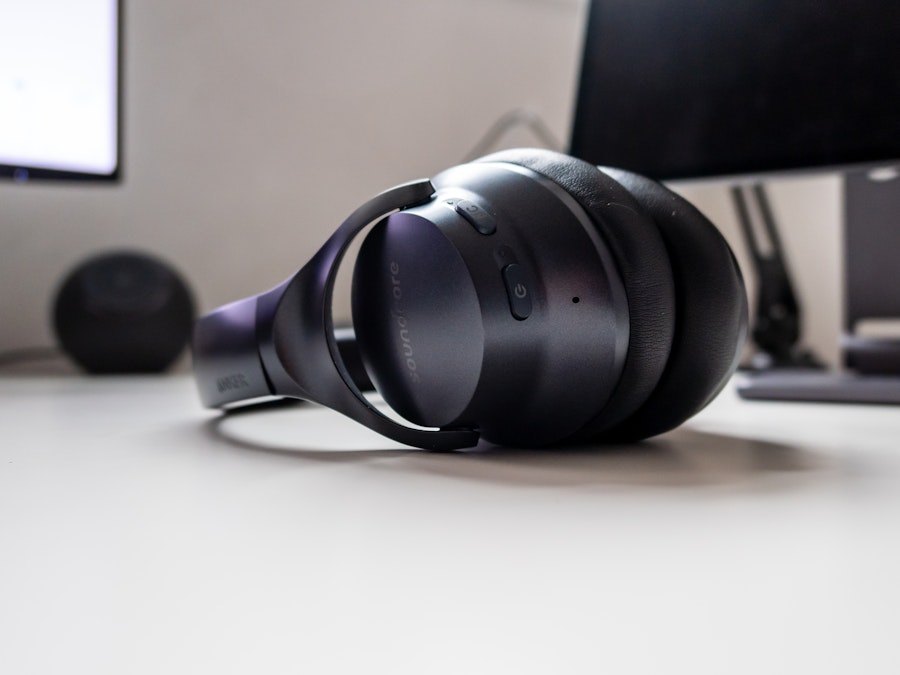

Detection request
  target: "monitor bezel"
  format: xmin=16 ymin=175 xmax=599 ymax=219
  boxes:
xmin=0 ymin=0 xmax=123 ymax=183
xmin=568 ymin=0 xmax=900 ymax=183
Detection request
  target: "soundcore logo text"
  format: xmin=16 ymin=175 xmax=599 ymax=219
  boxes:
xmin=390 ymin=261 xmax=420 ymax=384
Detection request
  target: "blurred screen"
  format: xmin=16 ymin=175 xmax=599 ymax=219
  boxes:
xmin=0 ymin=0 xmax=120 ymax=180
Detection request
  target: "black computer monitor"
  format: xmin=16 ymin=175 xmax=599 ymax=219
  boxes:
xmin=570 ymin=0 xmax=900 ymax=403
xmin=0 ymin=0 xmax=122 ymax=182
xmin=570 ymin=0 xmax=900 ymax=181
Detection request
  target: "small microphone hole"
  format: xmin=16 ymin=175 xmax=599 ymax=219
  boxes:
xmin=572 ymin=297 xmax=580 ymax=304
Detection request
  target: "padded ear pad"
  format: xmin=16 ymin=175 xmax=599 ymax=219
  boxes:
xmin=476 ymin=149 xmax=678 ymax=435
xmin=597 ymin=168 xmax=748 ymax=440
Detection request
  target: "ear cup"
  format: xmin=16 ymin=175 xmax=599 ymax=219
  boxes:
xmin=352 ymin=156 xmax=639 ymax=446
xmin=476 ymin=149 xmax=678 ymax=436
xmin=351 ymin=210 xmax=485 ymax=428
xmin=596 ymin=168 xmax=748 ymax=439
xmin=351 ymin=149 xmax=745 ymax=447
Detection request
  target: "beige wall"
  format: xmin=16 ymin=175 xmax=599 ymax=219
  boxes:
xmin=1 ymin=0 xmax=845 ymax=367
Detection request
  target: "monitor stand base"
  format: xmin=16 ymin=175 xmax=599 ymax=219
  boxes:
xmin=736 ymin=370 xmax=900 ymax=405
xmin=735 ymin=168 xmax=900 ymax=406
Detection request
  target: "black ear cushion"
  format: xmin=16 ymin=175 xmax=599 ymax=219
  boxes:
xmin=600 ymin=168 xmax=748 ymax=440
xmin=476 ymin=148 xmax=677 ymax=434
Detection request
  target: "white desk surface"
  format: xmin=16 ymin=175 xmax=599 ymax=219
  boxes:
xmin=2 ymin=373 xmax=899 ymax=674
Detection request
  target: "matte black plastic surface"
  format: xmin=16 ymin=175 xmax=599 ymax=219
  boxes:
xmin=352 ymin=160 xmax=632 ymax=447
xmin=194 ymin=150 xmax=749 ymax=449
xmin=192 ymin=180 xmax=480 ymax=450
xmin=353 ymin=210 xmax=485 ymax=427
xmin=193 ymin=295 xmax=271 ymax=407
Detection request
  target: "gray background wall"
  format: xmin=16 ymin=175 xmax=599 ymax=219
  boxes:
xmin=0 ymin=0 xmax=846 ymax=367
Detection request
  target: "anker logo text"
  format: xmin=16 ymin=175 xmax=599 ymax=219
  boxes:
xmin=217 ymin=373 xmax=250 ymax=393
xmin=390 ymin=261 xmax=420 ymax=383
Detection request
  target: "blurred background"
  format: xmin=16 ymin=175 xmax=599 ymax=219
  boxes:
xmin=0 ymin=0 xmax=843 ymax=366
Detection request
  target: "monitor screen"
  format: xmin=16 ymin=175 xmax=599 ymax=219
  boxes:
xmin=570 ymin=0 xmax=900 ymax=180
xmin=0 ymin=0 xmax=121 ymax=181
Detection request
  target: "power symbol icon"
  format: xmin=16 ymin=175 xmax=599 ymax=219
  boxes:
xmin=501 ymin=263 xmax=532 ymax=320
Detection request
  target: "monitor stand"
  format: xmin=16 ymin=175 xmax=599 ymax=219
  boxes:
xmin=730 ymin=182 xmax=825 ymax=371
xmin=737 ymin=167 xmax=900 ymax=404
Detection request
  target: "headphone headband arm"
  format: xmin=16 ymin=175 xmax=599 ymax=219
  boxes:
xmin=193 ymin=179 xmax=481 ymax=451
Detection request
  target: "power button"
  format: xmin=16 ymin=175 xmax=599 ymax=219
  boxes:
xmin=501 ymin=264 xmax=532 ymax=320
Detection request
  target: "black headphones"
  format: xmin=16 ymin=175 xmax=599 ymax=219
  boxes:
xmin=193 ymin=149 xmax=747 ymax=450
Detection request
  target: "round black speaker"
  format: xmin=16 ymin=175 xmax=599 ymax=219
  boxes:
xmin=53 ymin=251 xmax=195 ymax=373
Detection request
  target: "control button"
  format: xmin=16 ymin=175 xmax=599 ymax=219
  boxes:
xmin=455 ymin=199 xmax=496 ymax=235
xmin=501 ymin=264 xmax=532 ymax=320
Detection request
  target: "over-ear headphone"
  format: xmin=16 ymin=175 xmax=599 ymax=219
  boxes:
xmin=193 ymin=149 xmax=747 ymax=450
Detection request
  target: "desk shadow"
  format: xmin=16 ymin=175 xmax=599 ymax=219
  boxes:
xmin=202 ymin=409 xmax=829 ymax=490
xmin=424 ymin=429 xmax=827 ymax=489
xmin=202 ymin=413 xmax=412 ymax=463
